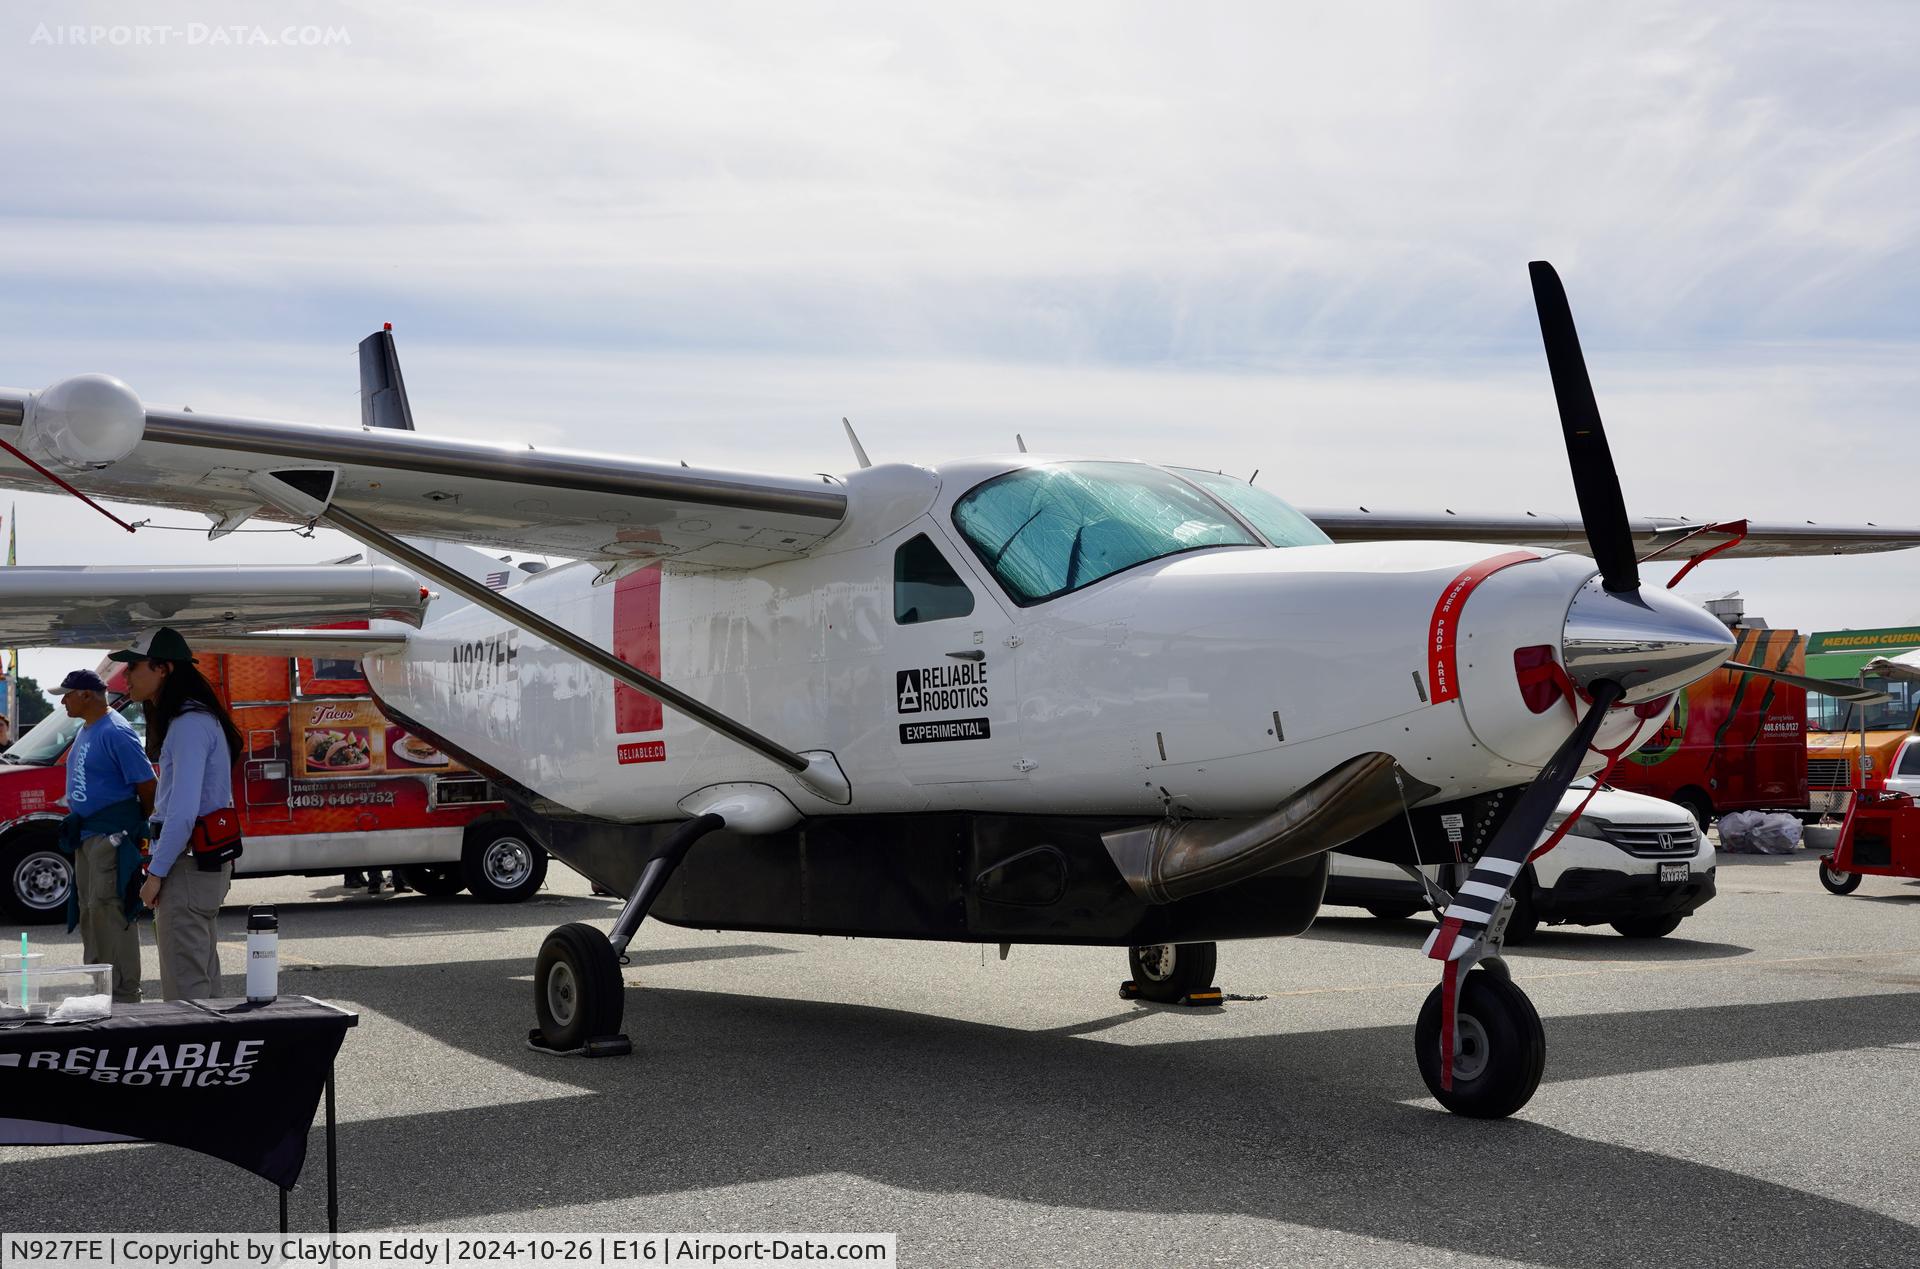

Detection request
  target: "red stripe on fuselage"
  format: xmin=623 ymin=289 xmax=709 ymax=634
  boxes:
xmin=1426 ymin=550 xmax=1541 ymax=705
xmin=613 ymin=567 xmax=663 ymax=734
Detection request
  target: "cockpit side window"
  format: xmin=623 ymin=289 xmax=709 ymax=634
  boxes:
xmin=894 ymin=533 xmax=975 ymax=624
xmin=952 ymin=462 xmax=1258 ymax=606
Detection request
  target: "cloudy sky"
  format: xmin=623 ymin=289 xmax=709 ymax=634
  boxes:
xmin=3 ymin=1 xmax=1918 ymax=693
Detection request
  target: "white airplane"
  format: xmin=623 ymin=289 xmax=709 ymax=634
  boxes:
xmin=0 ymin=263 xmax=1909 ymax=1117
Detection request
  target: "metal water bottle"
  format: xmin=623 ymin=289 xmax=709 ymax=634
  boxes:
xmin=246 ymin=906 xmax=279 ymax=1004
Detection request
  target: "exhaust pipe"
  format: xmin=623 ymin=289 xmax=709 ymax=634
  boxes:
xmin=1101 ymin=753 xmax=1436 ymax=904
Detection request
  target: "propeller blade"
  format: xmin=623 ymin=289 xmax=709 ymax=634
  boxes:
xmin=1427 ymin=678 xmax=1625 ymax=958
xmin=1529 ymin=261 xmax=1639 ymax=593
xmin=1723 ymin=661 xmax=1892 ymax=705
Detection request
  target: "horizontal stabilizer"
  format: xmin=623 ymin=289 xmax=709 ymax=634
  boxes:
xmin=0 ymin=564 xmax=428 ymax=646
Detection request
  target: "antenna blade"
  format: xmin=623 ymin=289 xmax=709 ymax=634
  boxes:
xmin=842 ymin=417 xmax=872 ymax=469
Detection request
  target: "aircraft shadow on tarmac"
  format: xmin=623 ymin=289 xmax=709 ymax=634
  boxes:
xmin=203 ymin=889 xmax=622 ymax=941
xmin=7 ymin=952 xmax=1920 ymax=1266
xmin=1304 ymin=913 xmax=1755 ymax=962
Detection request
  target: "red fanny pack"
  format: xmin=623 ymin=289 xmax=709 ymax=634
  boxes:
xmin=189 ymin=808 xmax=244 ymax=869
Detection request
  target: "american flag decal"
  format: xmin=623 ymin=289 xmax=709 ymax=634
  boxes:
xmin=484 ymin=571 xmax=510 ymax=590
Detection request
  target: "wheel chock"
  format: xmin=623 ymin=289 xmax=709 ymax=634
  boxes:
xmin=526 ymin=1027 xmax=633 ymax=1058
xmin=1117 ymin=982 xmax=1226 ymax=1006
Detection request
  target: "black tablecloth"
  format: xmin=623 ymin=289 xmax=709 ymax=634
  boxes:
xmin=0 ymin=997 xmax=356 ymax=1188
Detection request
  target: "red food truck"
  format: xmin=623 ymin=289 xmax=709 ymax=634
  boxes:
xmin=1606 ymin=627 xmax=1808 ymax=827
xmin=0 ymin=649 xmax=544 ymax=924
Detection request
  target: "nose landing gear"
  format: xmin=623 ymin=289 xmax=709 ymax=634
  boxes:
xmin=1413 ymin=964 xmax=1546 ymax=1118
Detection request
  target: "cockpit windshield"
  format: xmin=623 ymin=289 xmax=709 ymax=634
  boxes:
xmin=1173 ymin=468 xmax=1333 ymax=548
xmin=952 ymin=461 xmax=1259 ymax=605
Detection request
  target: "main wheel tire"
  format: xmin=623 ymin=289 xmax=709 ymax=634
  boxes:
xmin=463 ymin=822 xmax=547 ymax=903
xmin=1414 ymin=969 xmax=1546 ymax=1119
xmin=1611 ymin=912 xmax=1685 ymax=939
xmin=1127 ymin=941 xmax=1217 ymax=1004
xmin=1819 ymin=861 xmax=1863 ymax=895
xmin=1366 ymin=903 xmax=1424 ymax=921
xmin=399 ymin=864 xmax=467 ymax=897
xmin=1 ymin=827 xmax=73 ymax=925
xmin=1674 ymin=790 xmax=1713 ymax=832
xmin=1502 ymin=876 xmax=1541 ymax=946
xmin=534 ymin=922 xmax=624 ymax=1050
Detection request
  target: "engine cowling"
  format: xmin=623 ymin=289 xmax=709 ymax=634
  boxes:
xmin=22 ymin=374 xmax=145 ymax=474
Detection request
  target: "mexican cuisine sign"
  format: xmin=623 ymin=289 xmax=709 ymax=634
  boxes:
xmin=1806 ymin=627 xmax=1920 ymax=655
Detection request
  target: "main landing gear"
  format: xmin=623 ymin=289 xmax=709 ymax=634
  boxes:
xmin=530 ymin=812 xmax=726 ymax=1057
xmin=1123 ymin=942 xmax=1220 ymax=1005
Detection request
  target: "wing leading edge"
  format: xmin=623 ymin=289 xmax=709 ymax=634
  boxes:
xmin=1301 ymin=509 xmax=1920 ymax=559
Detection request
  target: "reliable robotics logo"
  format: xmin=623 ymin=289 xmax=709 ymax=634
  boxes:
xmin=0 ymin=1040 xmax=264 ymax=1086
xmin=896 ymin=661 xmax=989 ymax=714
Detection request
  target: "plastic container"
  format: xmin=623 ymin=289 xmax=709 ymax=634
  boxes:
xmin=0 ymin=963 xmax=112 ymax=1023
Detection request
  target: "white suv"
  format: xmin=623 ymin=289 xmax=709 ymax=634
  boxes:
xmin=1325 ymin=779 xmax=1717 ymax=940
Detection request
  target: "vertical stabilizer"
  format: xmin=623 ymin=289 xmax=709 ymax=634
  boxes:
xmin=359 ymin=324 xmax=416 ymax=431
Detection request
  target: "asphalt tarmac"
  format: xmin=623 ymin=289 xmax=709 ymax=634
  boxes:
xmin=5 ymin=852 xmax=1919 ymax=1267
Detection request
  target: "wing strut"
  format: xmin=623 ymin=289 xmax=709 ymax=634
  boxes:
xmin=316 ymin=502 xmax=851 ymax=804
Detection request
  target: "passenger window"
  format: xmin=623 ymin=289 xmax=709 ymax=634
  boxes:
xmin=1899 ymin=744 xmax=1920 ymax=777
xmin=894 ymin=534 xmax=975 ymax=624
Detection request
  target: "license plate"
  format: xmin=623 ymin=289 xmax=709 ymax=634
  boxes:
xmin=1659 ymin=862 xmax=1690 ymax=886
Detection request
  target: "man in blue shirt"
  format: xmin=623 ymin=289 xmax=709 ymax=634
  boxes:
xmin=55 ymin=669 xmax=156 ymax=1004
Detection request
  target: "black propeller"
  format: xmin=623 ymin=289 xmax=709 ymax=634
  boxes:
xmin=1529 ymin=261 xmax=1639 ymax=594
xmin=1431 ymin=679 xmax=1626 ymax=951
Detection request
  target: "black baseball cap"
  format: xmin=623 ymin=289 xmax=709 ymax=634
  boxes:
xmin=52 ymin=669 xmax=110 ymax=695
xmin=109 ymin=627 xmax=195 ymax=664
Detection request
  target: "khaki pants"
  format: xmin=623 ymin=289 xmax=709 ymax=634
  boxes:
xmin=154 ymin=862 xmax=231 ymax=1001
xmin=76 ymin=834 xmax=142 ymax=1004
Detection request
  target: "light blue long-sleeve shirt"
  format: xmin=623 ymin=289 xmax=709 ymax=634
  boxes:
xmin=149 ymin=704 xmax=234 ymax=878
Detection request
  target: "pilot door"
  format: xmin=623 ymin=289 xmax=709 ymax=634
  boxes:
xmin=884 ymin=529 xmax=1026 ymax=785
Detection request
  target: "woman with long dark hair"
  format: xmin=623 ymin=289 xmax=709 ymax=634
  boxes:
xmin=119 ymin=627 xmax=242 ymax=1001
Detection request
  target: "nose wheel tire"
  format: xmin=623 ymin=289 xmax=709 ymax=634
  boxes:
xmin=534 ymin=923 xmax=624 ymax=1052
xmin=1126 ymin=941 xmax=1218 ymax=1004
xmin=1819 ymin=861 xmax=1863 ymax=895
xmin=1414 ymin=969 xmax=1546 ymax=1119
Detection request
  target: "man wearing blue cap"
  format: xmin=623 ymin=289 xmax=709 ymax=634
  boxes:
xmin=54 ymin=669 xmax=156 ymax=1004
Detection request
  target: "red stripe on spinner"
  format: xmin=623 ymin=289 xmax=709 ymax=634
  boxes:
xmin=1426 ymin=550 xmax=1541 ymax=704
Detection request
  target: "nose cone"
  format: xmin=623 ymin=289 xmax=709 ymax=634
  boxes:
xmin=1562 ymin=579 xmax=1736 ymax=704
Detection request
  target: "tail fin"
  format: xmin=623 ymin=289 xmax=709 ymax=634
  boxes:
xmin=358 ymin=323 xmax=415 ymax=431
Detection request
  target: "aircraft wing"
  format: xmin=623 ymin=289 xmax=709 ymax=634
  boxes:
xmin=0 ymin=565 xmax=428 ymax=647
xmin=1300 ymin=509 xmax=1920 ymax=558
xmin=0 ymin=383 xmax=848 ymax=566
